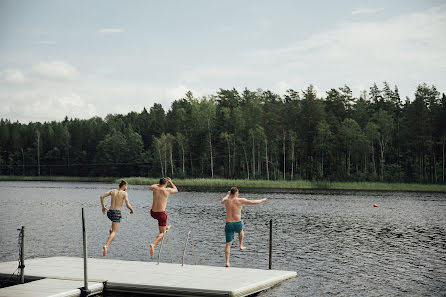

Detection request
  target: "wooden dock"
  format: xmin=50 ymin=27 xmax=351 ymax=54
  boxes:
xmin=0 ymin=257 xmax=296 ymax=296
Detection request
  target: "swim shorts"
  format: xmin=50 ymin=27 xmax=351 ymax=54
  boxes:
xmin=107 ymin=209 xmax=122 ymax=223
xmin=150 ymin=209 xmax=168 ymax=226
xmin=225 ymin=221 xmax=244 ymax=243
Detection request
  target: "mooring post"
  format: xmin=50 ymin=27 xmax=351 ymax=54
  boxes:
xmin=80 ymin=208 xmax=91 ymax=297
xmin=19 ymin=226 xmax=25 ymax=284
xmin=269 ymin=219 xmax=272 ymax=270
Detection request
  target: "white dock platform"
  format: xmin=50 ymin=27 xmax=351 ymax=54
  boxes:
xmin=0 ymin=278 xmax=103 ymax=297
xmin=0 ymin=257 xmax=296 ymax=297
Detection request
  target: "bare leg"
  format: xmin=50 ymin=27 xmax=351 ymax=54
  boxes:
xmin=150 ymin=225 xmax=171 ymax=257
xmin=225 ymin=242 xmax=232 ymax=267
xmin=103 ymin=222 xmax=120 ymax=256
xmin=239 ymin=230 xmax=246 ymax=250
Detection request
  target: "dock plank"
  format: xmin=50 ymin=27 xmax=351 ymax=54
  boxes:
xmin=0 ymin=257 xmax=296 ymax=297
xmin=0 ymin=279 xmax=103 ymax=297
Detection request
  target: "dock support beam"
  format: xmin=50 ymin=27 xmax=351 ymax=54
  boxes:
xmin=80 ymin=208 xmax=91 ymax=297
xmin=19 ymin=226 xmax=25 ymax=284
xmin=269 ymin=219 xmax=272 ymax=270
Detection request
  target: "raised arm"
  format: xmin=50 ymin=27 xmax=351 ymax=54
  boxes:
xmin=221 ymin=191 xmax=231 ymax=204
xmin=149 ymin=184 xmax=159 ymax=191
xmin=124 ymin=193 xmax=134 ymax=214
xmin=166 ymin=178 xmax=178 ymax=194
xmin=100 ymin=190 xmax=113 ymax=214
xmin=241 ymin=198 xmax=268 ymax=205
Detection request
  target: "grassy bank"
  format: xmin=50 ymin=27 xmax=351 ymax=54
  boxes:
xmin=0 ymin=175 xmax=116 ymax=183
xmin=1 ymin=175 xmax=446 ymax=192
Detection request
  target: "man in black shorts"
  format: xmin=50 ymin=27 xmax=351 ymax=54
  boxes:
xmin=100 ymin=180 xmax=134 ymax=256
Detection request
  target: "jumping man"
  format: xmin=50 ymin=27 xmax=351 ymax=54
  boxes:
xmin=149 ymin=177 xmax=178 ymax=257
xmin=221 ymin=187 xmax=268 ymax=267
xmin=100 ymin=180 xmax=134 ymax=256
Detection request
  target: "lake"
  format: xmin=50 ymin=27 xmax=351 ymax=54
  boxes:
xmin=0 ymin=181 xmax=445 ymax=296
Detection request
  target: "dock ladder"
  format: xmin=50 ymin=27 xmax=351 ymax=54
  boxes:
xmin=182 ymin=231 xmax=198 ymax=266
xmin=157 ymin=229 xmax=174 ymax=264
xmin=157 ymin=230 xmax=198 ymax=266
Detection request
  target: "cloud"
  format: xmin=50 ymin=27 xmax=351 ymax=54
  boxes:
xmin=33 ymin=61 xmax=78 ymax=80
xmin=2 ymin=69 xmax=26 ymax=84
xmin=98 ymin=28 xmax=123 ymax=34
xmin=179 ymin=65 xmax=258 ymax=84
xmin=244 ymin=4 xmax=446 ymax=97
xmin=0 ymin=61 xmax=198 ymax=122
xmin=6 ymin=92 xmax=97 ymax=122
xmin=32 ymin=41 xmax=56 ymax=45
xmin=272 ymin=80 xmax=292 ymax=95
xmin=351 ymin=8 xmax=384 ymax=15
xmin=216 ymin=25 xmax=233 ymax=33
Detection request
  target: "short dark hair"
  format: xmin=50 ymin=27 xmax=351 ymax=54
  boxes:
xmin=230 ymin=187 xmax=238 ymax=195
xmin=159 ymin=178 xmax=167 ymax=185
xmin=119 ymin=180 xmax=128 ymax=188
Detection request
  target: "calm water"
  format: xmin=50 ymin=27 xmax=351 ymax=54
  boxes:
xmin=0 ymin=181 xmax=445 ymax=296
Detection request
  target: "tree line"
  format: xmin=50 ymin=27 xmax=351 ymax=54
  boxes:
xmin=1 ymin=82 xmax=445 ymax=184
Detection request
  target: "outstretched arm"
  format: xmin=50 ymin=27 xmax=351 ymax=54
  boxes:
xmin=241 ymin=198 xmax=268 ymax=205
xmin=100 ymin=190 xmax=113 ymax=214
xmin=221 ymin=191 xmax=231 ymax=204
xmin=124 ymin=193 xmax=134 ymax=214
xmin=166 ymin=178 xmax=178 ymax=194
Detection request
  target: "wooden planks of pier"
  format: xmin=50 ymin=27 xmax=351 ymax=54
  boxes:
xmin=0 ymin=257 xmax=296 ymax=297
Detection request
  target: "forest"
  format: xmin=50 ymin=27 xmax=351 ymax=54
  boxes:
xmin=1 ymin=82 xmax=445 ymax=184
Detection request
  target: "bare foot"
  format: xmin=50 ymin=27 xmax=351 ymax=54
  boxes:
xmin=103 ymin=246 xmax=107 ymax=257
xmin=149 ymin=244 xmax=154 ymax=257
xmin=225 ymin=263 xmax=230 ymax=268
xmin=240 ymin=246 xmax=247 ymax=251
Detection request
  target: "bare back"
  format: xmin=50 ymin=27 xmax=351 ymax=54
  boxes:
xmin=109 ymin=189 xmax=128 ymax=210
xmin=223 ymin=197 xmax=244 ymax=222
xmin=151 ymin=187 xmax=171 ymax=212
xmin=149 ymin=179 xmax=178 ymax=212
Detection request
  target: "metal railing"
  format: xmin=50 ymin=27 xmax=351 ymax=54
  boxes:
xmin=181 ymin=231 xmax=197 ymax=266
xmin=157 ymin=229 xmax=173 ymax=264
xmin=80 ymin=208 xmax=91 ymax=297
xmin=18 ymin=226 xmax=25 ymax=284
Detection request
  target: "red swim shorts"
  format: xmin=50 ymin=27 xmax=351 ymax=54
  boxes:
xmin=150 ymin=209 xmax=167 ymax=226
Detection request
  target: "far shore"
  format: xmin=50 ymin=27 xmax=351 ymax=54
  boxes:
xmin=1 ymin=176 xmax=446 ymax=193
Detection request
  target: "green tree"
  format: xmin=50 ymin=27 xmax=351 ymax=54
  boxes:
xmin=364 ymin=121 xmax=379 ymax=178
xmin=373 ymin=110 xmax=394 ymax=181
xmin=95 ymin=129 xmax=143 ymax=176
xmin=314 ymin=121 xmax=333 ymax=178
xmin=339 ymin=118 xmax=363 ymax=177
xmin=176 ymin=132 xmax=187 ymax=176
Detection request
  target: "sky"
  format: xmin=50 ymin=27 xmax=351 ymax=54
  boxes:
xmin=0 ymin=0 xmax=445 ymax=122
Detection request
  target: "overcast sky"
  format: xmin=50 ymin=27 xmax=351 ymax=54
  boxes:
xmin=0 ymin=0 xmax=445 ymax=122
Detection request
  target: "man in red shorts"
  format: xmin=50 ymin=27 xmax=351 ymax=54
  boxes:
xmin=148 ymin=177 xmax=178 ymax=256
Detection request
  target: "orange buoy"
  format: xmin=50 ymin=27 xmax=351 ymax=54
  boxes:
xmin=373 ymin=204 xmax=378 ymax=207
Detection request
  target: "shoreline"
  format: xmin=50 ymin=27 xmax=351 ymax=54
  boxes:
xmin=1 ymin=176 xmax=445 ymax=193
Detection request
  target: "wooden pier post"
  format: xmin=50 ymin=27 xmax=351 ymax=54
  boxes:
xmin=80 ymin=208 xmax=91 ymax=297
xmin=269 ymin=219 xmax=272 ymax=270
xmin=19 ymin=226 xmax=25 ymax=284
